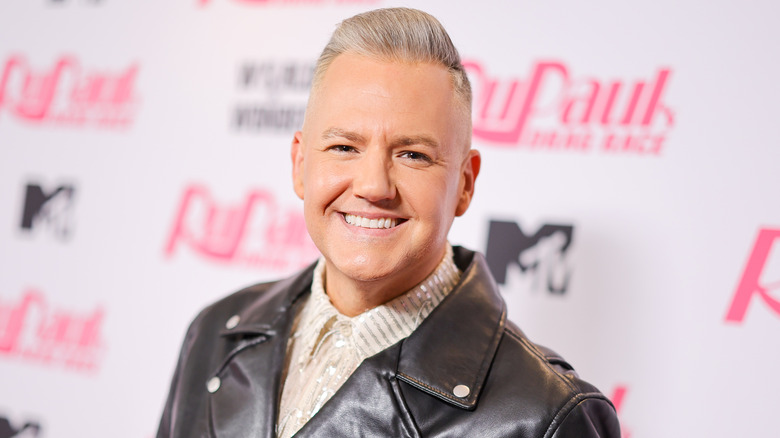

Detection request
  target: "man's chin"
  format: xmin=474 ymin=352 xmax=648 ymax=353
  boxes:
xmin=330 ymin=262 xmax=395 ymax=284
xmin=323 ymin=254 xmax=406 ymax=287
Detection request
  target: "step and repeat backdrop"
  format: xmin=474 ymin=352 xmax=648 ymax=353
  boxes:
xmin=1 ymin=1 xmax=778 ymax=437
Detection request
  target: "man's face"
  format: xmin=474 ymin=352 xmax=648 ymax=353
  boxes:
xmin=292 ymin=52 xmax=480 ymax=299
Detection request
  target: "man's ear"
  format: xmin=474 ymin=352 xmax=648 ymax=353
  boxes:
xmin=291 ymin=131 xmax=305 ymax=200
xmin=455 ymin=149 xmax=481 ymax=216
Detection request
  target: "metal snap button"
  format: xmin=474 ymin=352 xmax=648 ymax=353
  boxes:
xmin=225 ymin=315 xmax=240 ymax=330
xmin=453 ymin=384 xmax=470 ymax=398
xmin=207 ymin=376 xmax=221 ymax=393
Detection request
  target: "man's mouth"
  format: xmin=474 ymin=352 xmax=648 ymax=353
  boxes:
xmin=343 ymin=213 xmax=404 ymax=229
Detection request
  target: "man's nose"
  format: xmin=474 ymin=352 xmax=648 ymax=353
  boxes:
xmin=352 ymin=150 xmax=396 ymax=202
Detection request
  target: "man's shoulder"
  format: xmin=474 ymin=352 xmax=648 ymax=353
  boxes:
xmin=156 ymin=266 xmax=316 ymax=438
xmin=480 ymin=319 xmax=618 ymax=436
xmin=186 ymin=280 xmax=276 ymax=331
xmin=199 ymin=280 xmax=278 ymax=317
xmin=397 ymin=313 xmax=619 ymax=436
xmin=187 ymin=262 xmax=316 ymax=338
xmin=499 ymin=320 xmax=606 ymax=397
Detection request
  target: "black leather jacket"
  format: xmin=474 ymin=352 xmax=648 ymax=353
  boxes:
xmin=157 ymin=247 xmax=620 ymax=437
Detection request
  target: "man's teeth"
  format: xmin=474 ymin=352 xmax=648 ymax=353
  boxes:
xmin=344 ymin=214 xmax=398 ymax=229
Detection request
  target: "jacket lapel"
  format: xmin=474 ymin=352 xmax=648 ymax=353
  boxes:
xmin=293 ymin=345 xmax=419 ymax=438
xmin=292 ymin=249 xmax=506 ymax=435
xmin=207 ymin=265 xmax=314 ymax=438
xmin=396 ymin=249 xmax=507 ymax=410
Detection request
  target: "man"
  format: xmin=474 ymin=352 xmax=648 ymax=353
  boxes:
xmin=157 ymin=8 xmax=620 ymax=437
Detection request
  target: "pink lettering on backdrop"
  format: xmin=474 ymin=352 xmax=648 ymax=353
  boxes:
xmin=465 ymin=61 xmax=569 ymax=144
xmin=198 ymin=0 xmax=379 ymax=5
xmin=164 ymin=184 xmax=319 ymax=271
xmin=609 ymin=385 xmax=632 ymax=438
xmin=0 ymin=54 xmax=138 ymax=127
xmin=725 ymin=228 xmax=780 ymax=323
xmin=463 ymin=60 xmax=674 ymax=155
xmin=0 ymin=290 xmax=105 ymax=372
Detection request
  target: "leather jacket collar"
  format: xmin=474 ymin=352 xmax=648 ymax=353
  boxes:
xmin=218 ymin=247 xmax=505 ymax=410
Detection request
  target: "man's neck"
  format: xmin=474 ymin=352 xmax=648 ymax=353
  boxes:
xmin=322 ymin=252 xmax=448 ymax=317
xmin=323 ymin=271 xmax=418 ymax=317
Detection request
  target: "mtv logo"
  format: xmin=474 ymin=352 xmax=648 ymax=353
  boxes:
xmin=19 ymin=183 xmax=76 ymax=239
xmin=485 ymin=220 xmax=574 ymax=294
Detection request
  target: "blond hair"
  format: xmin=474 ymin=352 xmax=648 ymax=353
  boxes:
xmin=312 ymin=7 xmax=472 ymax=113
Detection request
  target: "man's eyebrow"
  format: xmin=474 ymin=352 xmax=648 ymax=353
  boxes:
xmin=391 ymin=135 xmax=439 ymax=149
xmin=321 ymin=128 xmax=439 ymax=149
xmin=321 ymin=128 xmax=366 ymax=143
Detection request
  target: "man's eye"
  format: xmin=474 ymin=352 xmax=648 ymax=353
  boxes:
xmin=400 ymin=151 xmax=432 ymax=162
xmin=327 ymin=145 xmax=356 ymax=153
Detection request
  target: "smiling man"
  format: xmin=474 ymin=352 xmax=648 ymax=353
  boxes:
xmin=157 ymin=8 xmax=620 ymax=438
xmin=291 ymin=50 xmax=478 ymax=318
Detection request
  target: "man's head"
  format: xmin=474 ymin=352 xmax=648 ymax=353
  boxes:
xmin=292 ymin=8 xmax=480 ymax=314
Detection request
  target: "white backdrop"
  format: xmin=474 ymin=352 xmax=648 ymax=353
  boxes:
xmin=1 ymin=1 xmax=778 ymax=437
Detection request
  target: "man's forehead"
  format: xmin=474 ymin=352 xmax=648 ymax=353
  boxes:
xmin=302 ymin=53 xmax=471 ymax=153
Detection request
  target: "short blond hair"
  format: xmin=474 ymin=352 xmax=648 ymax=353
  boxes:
xmin=312 ymin=7 xmax=472 ymax=114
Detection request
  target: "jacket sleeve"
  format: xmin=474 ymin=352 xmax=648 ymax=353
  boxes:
xmin=549 ymin=396 xmax=622 ymax=438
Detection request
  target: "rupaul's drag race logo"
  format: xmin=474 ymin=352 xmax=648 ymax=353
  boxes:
xmin=233 ymin=59 xmax=313 ymax=133
xmin=165 ymin=184 xmax=320 ymax=272
xmin=46 ymin=0 xmax=105 ymax=5
xmin=725 ymin=228 xmax=780 ymax=323
xmin=0 ymin=55 xmax=139 ymax=128
xmin=199 ymin=0 xmax=380 ymax=6
xmin=485 ymin=219 xmax=574 ymax=294
xmin=610 ymin=385 xmax=632 ymax=438
xmin=464 ymin=60 xmax=674 ymax=155
xmin=0 ymin=289 xmax=105 ymax=372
